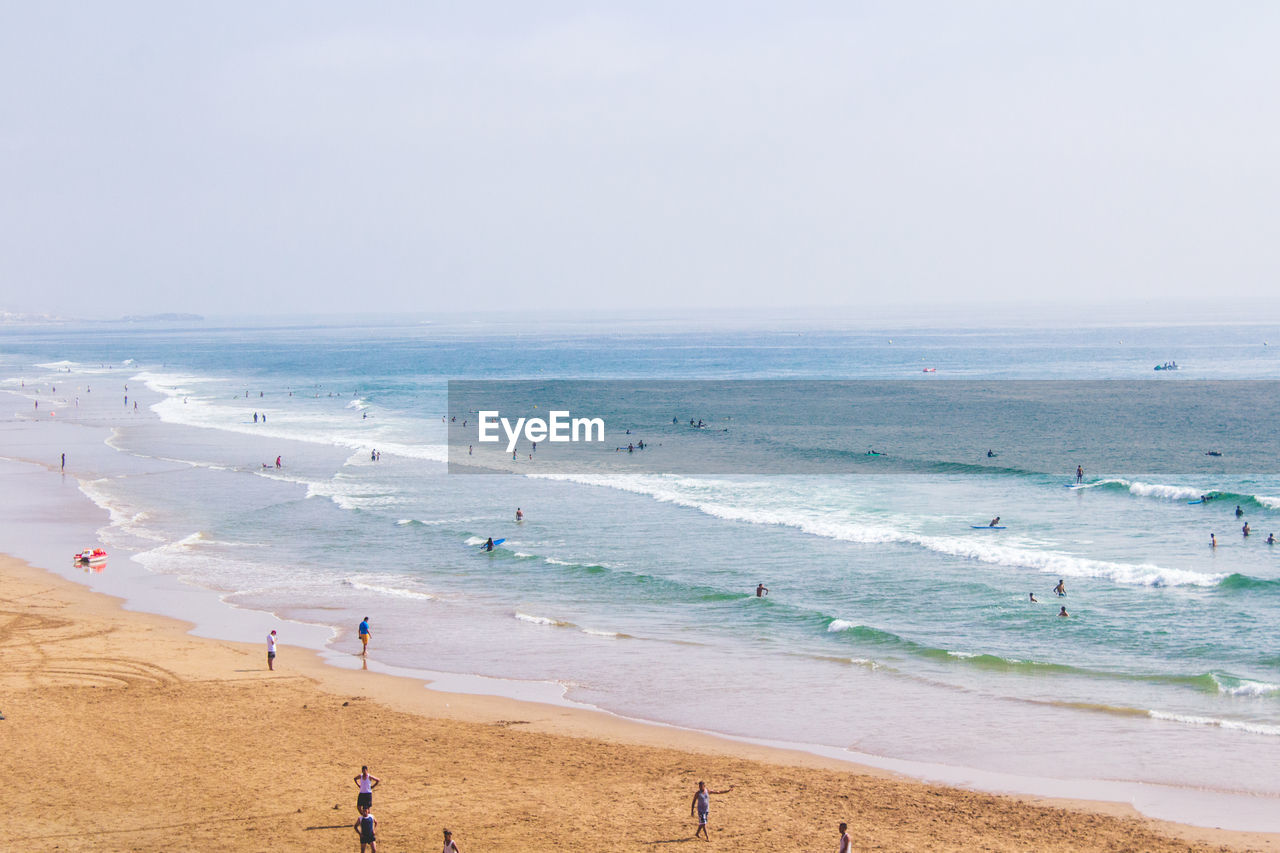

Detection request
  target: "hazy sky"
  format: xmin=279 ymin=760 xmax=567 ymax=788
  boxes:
xmin=3 ymin=3 xmax=1279 ymax=319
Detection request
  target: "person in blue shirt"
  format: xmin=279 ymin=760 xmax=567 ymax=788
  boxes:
xmin=359 ymin=617 xmax=371 ymax=657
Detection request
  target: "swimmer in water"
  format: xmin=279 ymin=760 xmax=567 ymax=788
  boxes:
xmin=516 ymin=507 xmax=523 ymax=521
xmin=1053 ymin=579 xmax=1066 ymax=596
xmin=756 ymin=583 xmax=769 ymax=598
xmin=1236 ymin=505 xmax=1244 ymax=518
xmin=1243 ymin=522 xmax=1250 ymax=537
xmin=1267 ymin=533 xmax=1275 ymax=545
xmin=1029 ymin=592 xmax=1037 ymax=602
xmin=1211 ymin=533 xmax=1217 ymax=548
xmin=1059 ymin=606 xmax=1069 ymax=617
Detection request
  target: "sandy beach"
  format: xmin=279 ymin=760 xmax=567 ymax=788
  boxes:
xmin=1 ymin=553 xmax=1273 ymax=852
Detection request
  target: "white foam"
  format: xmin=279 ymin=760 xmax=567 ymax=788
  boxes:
xmin=1212 ymin=676 xmax=1280 ymax=698
xmin=343 ymin=577 xmax=435 ymax=601
xmin=514 ymin=611 xmax=574 ymax=627
xmin=582 ymin=628 xmax=620 ymax=638
xmin=1148 ymin=710 xmax=1280 ymax=737
xmin=1120 ymin=480 xmax=1203 ymax=501
xmin=530 ymin=472 xmax=1226 ymax=588
xmin=828 ymin=619 xmax=856 ymax=632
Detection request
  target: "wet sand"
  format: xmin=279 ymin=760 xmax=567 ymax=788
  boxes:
xmin=1 ymin=553 xmax=1274 ymax=852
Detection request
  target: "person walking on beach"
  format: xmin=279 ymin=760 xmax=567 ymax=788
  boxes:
xmin=61 ymin=452 xmax=65 ymax=471
xmin=691 ymin=780 xmax=732 ymax=840
xmin=837 ymin=822 xmax=851 ymax=853
xmin=354 ymin=766 xmax=381 ymax=813
xmin=441 ymin=828 xmax=461 ymax=852
xmin=354 ymin=805 xmax=378 ymax=852
xmin=359 ymin=617 xmax=371 ymax=656
xmin=266 ymin=630 xmax=277 ymax=670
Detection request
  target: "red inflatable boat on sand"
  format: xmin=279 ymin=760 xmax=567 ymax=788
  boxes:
xmin=74 ymin=548 xmax=108 ymax=565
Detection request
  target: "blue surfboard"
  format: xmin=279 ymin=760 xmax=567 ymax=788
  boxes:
xmin=479 ymin=538 xmax=505 ymax=550
xmin=1188 ymin=499 xmax=1204 ymax=505
xmin=971 ymin=525 xmax=1006 ymax=529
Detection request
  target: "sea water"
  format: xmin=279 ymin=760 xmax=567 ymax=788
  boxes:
xmin=2 ymin=319 xmax=1279 ymax=827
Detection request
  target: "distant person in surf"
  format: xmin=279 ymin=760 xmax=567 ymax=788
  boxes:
xmin=1211 ymin=533 xmax=1217 ymax=548
xmin=1235 ymin=505 xmax=1244 ymax=518
xmin=987 ymin=450 xmax=995 ymax=457
xmin=516 ymin=507 xmax=523 ymax=521
xmin=1058 ymin=606 xmax=1069 ymax=617
xmin=275 ymin=455 xmax=281 ymax=469
xmin=1075 ymin=465 xmax=1084 ymax=484
xmin=756 ymin=583 xmax=769 ymax=598
xmin=1242 ymin=522 xmax=1250 ymax=537
xmin=484 ymin=538 xmax=494 ymax=552
xmin=989 ymin=516 xmax=1000 ymax=527
xmin=1053 ymin=579 xmax=1066 ymax=596
xmin=1267 ymin=533 xmax=1275 ymax=545
xmin=1029 ymin=592 xmax=1038 ymax=602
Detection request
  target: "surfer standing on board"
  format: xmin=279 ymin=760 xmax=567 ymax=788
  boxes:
xmin=1075 ymin=465 xmax=1084 ymax=484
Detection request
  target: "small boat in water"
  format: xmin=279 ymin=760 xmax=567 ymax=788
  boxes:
xmin=1154 ymin=361 xmax=1179 ymax=371
xmin=74 ymin=548 xmax=108 ymax=564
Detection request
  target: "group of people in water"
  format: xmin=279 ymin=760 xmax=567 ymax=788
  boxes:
xmin=1210 ymin=504 xmax=1275 ymax=546
xmin=1028 ymin=580 xmax=1070 ymax=616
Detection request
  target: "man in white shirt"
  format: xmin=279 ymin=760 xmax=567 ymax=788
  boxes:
xmin=266 ymin=630 xmax=277 ymax=671
xmin=354 ymin=766 xmax=381 ymax=813
xmin=838 ymin=821 xmax=851 ymax=853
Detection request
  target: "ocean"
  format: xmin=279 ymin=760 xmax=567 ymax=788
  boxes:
xmin=3 ymin=318 xmax=1279 ymax=829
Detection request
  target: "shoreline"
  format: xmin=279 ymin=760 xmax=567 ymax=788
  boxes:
xmin=3 ymin=550 xmax=1277 ymax=851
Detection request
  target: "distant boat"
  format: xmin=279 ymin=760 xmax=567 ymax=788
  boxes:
xmin=1154 ymin=361 xmax=1179 ymax=371
xmin=922 ymin=367 xmax=937 ymax=373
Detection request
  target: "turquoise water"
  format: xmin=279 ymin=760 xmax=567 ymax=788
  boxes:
xmin=3 ymin=320 xmax=1280 ymax=822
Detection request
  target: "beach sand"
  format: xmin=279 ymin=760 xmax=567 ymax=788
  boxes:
xmin=0 ymin=553 xmax=1272 ymax=852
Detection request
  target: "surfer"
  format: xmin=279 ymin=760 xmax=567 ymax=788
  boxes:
xmin=484 ymin=537 xmax=495 ymax=552
xmin=1235 ymin=505 xmax=1244 ymax=518
xmin=1053 ymin=579 xmax=1066 ymax=597
xmin=1243 ymin=522 xmax=1250 ymax=537
xmin=516 ymin=507 xmax=523 ymax=522
xmin=1075 ymin=465 xmax=1084 ymax=484
xmin=756 ymin=583 xmax=769 ymax=598
xmin=1267 ymin=533 xmax=1275 ymax=545
xmin=1058 ymin=606 xmax=1069 ymax=618
xmin=1029 ymin=593 xmax=1037 ymax=602
xmin=1211 ymin=533 xmax=1217 ymax=548
xmin=987 ymin=450 xmax=996 ymax=458
xmin=989 ymin=516 xmax=1000 ymax=527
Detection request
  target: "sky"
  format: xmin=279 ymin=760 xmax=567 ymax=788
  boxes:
xmin=2 ymin=2 xmax=1279 ymax=320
